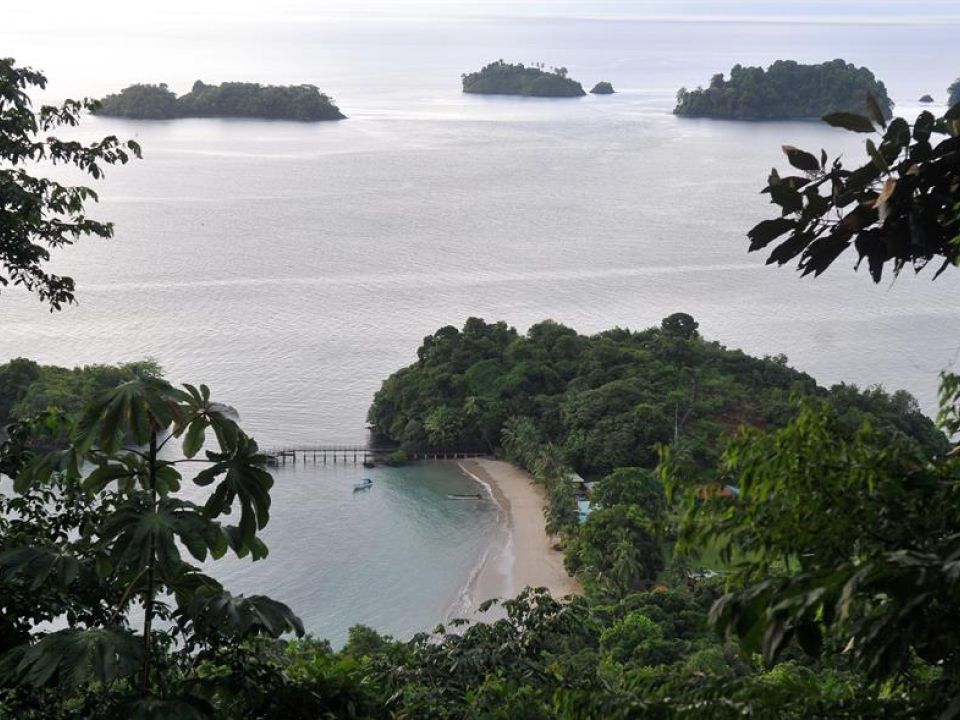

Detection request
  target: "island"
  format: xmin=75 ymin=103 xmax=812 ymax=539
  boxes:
xmin=673 ymin=59 xmax=893 ymax=120
xmin=93 ymin=80 xmax=346 ymax=121
xmin=461 ymin=60 xmax=586 ymax=97
xmin=590 ymin=81 xmax=615 ymax=95
xmin=919 ymin=94 xmax=935 ymax=103
xmin=368 ymin=315 xmax=944 ymax=476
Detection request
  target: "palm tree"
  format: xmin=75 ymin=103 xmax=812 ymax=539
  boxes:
xmin=609 ymin=532 xmax=646 ymax=595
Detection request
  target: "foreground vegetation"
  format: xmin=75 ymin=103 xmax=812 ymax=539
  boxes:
xmin=2 ymin=357 xmax=956 ymax=718
xmin=674 ymin=59 xmax=892 ymax=120
xmin=462 ymin=61 xmax=586 ymax=97
xmin=94 ymin=81 xmax=346 ymax=121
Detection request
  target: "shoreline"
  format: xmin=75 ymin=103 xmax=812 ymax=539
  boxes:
xmin=456 ymin=459 xmax=580 ymax=615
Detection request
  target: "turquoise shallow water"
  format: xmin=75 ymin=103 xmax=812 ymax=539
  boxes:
xmin=197 ymin=461 xmax=501 ymax=646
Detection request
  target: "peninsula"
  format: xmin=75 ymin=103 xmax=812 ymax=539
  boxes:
xmin=94 ymin=80 xmax=346 ymax=121
xmin=674 ymin=59 xmax=893 ymax=120
xmin=462 ymin=60 xmax=586 ymax=97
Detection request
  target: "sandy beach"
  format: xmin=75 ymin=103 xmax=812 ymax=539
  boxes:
xmin=458 ymin=459 xmax=581 ymax=610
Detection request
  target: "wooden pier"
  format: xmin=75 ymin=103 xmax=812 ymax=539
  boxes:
xmin=263 ymin=444 xmax=489 ymax=466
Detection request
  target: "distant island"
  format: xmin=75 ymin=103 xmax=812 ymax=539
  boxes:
xmin=673 ymin=59 xmax=893 ymax=120
xmin=590 ymin=81 xmax=615 ymax=95
xmin=94 ymin=80 xmax=346 ymax=121
xmin=919 ymin=94 xmax=935 ymax=103
xmin=462 ymin=61 xmax=586 ymax=97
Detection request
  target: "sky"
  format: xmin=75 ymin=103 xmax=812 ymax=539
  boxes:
xmin=7 ymin=0 xmax=960 ymax=24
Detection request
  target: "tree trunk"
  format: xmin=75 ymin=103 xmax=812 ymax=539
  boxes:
xmin=140 ymin=430 xmax=158 ymax=694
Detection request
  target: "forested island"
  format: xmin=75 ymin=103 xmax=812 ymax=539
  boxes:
xmin=368 ymin=314 xmax=942 ymax=477
xmin=461 ymin=60 xmax=586 ymax=97
xmin=673 ymin=59 xmax=893 ymax=120
xmin=590 ymin=81 xmax=615 ymax=95
xmin=94 ymin=80 xmax=346 ymax=120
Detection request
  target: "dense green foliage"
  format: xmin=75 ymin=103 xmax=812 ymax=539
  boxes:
xmin=0 ymin=58 xmax=140 ymax=309
xmin=0 ymin=378 xmax=303 ymax=718
xmin=590 ymin=81 xmax=615 ymax=95
xmin=674 ymin=59 xmax=893 ymax=120
xmin=462 ymin=61 xmax=586 ymax=97
xmin=665 ymin=373 xmax=960 ymax=717
xmin=2 ymin=362 xmax=951 ymax=718
xmin=0 ymin=358 xmax=160 ymax=435
xmin=95 ymin=80 xmax=346 ymax=121
xmin=92 ymin=83 xmax=179 ymax=119
xmin=368 ymin=314 xmax=946 ymax=478
xmin=747 ymin=100 xmax=960 ymax=281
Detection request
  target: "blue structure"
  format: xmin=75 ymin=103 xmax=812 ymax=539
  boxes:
xmin=577 ymin=499 xmax=593 ymax=525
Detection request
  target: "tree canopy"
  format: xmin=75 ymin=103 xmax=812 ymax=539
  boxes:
xmin=0 ymin=358 xmax=161 ymax=435
xmin=95 ymin=80 xmax=346 ymax=121
xmin=674 ymin=59 xmax=893 ymax=120
xmin=950 ymin=77 xmax=960 ymax=107
xmin=462 ymin=61 xmax=586 ymax=97
xmin=0 ymin=58 xmax=140 ymax=310
xmin=368 ymin=316 xmax=946 ymax=478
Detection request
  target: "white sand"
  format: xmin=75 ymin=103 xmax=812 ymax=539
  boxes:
xmin=458 ymin=459 xmax=580 ymax=608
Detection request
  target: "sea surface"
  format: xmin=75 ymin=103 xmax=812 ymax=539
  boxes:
xmin=2 ymin=2 xmax=959 ymax=643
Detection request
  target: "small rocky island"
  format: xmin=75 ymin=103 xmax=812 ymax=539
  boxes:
xmin=919 ymin=94 xmax=935 ymax=103
xmin=94 ymin=81 xmax=346 ymax=121
xmin=590 ymin=81 xmax=615 ymax=95
xmin=674 ymin=59 xmax=893 ymax=120
xmin=461 ymin=61 xmax=585 ymax=97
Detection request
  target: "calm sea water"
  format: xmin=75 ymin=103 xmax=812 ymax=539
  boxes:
xmin=2 ymin=3 xmax=959 ymax=642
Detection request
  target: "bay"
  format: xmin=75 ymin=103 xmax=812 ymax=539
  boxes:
xmin=1 ymin=2 xmax=958 ymax=642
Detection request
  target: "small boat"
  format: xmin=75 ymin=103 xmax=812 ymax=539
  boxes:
xmin=447 ymin=493 xmax=482 ymax=500
xmin=362 ymin=460 xmax=376 ymax=469
xmin=353 ymin=478 xmax=373 ymax=491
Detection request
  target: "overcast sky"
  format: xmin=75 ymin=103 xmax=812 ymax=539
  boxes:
xmin=8 ymin=1 xmax=960 ymax=25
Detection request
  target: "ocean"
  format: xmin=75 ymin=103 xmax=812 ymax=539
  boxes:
xmin=2 ymin=1 xmax=958 ymax=643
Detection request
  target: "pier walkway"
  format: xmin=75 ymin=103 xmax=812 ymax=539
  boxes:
xmin=263 ymin=444 xmax=490 ymax=466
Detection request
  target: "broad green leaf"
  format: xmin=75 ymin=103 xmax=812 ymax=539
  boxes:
xmin=83 ymin=461 xmax=136 ymax=493
xmin=0 ymin=546 xmax=84 ymax=590
xmin=781 ymin=145 xmax=820 ymax=173
xmin=186 ymin=590 xmax=304 ymax=640
xmin=865 ymin=92 xmax=887 ymax=128
xmin=13 ymin=628 xmax=142 ymax=689
xmin=866 ymin=139 xmax=889 ymax=173
xmin=183 ymin=419 xmax=205 ymax=459
xmin=748 ymin=218 xmax=796 ymax=251
xmin=822 ymin=112 xmax=876 ymax=133
xmin=198 ymin=433 xmax=273 ymax=547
